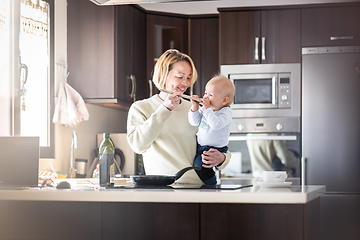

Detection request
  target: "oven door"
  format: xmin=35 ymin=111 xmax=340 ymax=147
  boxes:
xmin=222 ymin=133 xmax=301 ymax=179
xmin=230 ymin=73 xmax=277 ymax=109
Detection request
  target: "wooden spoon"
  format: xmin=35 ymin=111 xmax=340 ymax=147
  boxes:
xmin=160 ymin=88 xmax=203 ymax=103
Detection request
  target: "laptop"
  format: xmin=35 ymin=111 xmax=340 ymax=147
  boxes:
xmin=0 ymin=136 xmax=39 ymax=189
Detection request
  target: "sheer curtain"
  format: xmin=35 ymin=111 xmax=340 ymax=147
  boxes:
xmin=0 ymin=0 xmax=11 ymax=136
xmin=0 ymin=0 xmax=52 ymax=156
xmin=19 ymin=0 xmax=49 ymax=146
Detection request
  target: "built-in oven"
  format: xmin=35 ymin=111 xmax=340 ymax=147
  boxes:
xmin=222 ymin=133 xmax=301 ymax=178
xmin=220 ymin=64 xmax=301 ymax=179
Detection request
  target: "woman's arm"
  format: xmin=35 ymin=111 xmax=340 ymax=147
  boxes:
xmin=127 ymin=102 xmax=171 ymax=154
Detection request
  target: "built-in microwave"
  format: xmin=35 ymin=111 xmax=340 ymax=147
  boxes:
xmin=229 ymin=72 xmax=291 ymax=109
xmin=221 ymin=64 xmax=301 ymax=133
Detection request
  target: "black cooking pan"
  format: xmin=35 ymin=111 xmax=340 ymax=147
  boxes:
xmin=130 ymin=166 xmax=201 ymax=185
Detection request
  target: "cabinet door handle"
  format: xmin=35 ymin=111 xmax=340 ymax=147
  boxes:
xmin=129 ymin=75 xmax=136 ymax=102
xmin=261 ymin=37 xmax=266 ymax=61
xmin=148 ymin=79 xmax=153 ymax=97
xmin=254 ymin=37 xmax=259 ymax=61
xmin=330 ymin=36 xmax=354 ymax=41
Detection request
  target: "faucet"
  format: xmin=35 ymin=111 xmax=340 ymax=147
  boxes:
xmin=69 ymin=130 xmax=78 ymax=178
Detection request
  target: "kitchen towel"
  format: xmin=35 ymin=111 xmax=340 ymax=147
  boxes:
xmin=53 ymin=61 xmax=89 ymax=128
xmin=53 ymin=81 xmax=89 ymax=128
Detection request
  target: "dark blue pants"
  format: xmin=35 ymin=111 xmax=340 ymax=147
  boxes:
xmin=194 ymin=144 xmax=228 ymax=185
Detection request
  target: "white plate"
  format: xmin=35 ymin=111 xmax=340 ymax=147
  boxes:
xmin=257 ymin=181 xmax=292 ymax=188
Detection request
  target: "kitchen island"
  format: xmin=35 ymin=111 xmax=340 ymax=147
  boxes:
xmin=0 ymin=181 xmax=325 ymax=240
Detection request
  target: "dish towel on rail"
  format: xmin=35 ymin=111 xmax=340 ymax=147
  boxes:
xmin=52 ymin=81 xmax=89 ymax=128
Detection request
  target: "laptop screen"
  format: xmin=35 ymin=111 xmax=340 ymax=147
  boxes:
xmin=0 ymin=137 xmax=39 ymax=188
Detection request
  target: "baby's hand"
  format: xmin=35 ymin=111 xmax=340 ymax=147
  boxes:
xmin=202 ymin=96 xmax=211 ymax=109
xmin=190 ymin=95 xmax=200 ymax=112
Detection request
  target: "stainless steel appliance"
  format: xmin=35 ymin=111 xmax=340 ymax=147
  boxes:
xmin=221 ymin=64 xmax=301 ymax=133
xmin=302 ymin=46 xmax=360 ymax=240
xmin=221 ymin=63 xmax=300 ymax=118
xmin=224 ymin=133 xmax=301 ymax=177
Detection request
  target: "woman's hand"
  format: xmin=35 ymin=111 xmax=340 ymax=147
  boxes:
xmin=201 ymin=148 xmax=225 ymax=168
xmin=163 ymin=91 xmax=181 ymax=111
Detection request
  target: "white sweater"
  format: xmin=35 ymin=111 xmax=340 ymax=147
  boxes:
xmin=127 ymin=95 xmax=230 ymax=184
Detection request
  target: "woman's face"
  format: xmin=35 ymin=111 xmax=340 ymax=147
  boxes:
xmin=164 ymin=61 xmax=191 ymax=94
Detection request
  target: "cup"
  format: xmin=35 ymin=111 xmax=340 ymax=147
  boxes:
xmin=262 ymin=171 xmax=287 ymax=182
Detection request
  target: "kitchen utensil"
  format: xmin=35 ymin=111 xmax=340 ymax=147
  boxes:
xmin=159 ymin=88 xmax=203 ymax=103
xmin=131 ymin=166 xmax=201 ymax=185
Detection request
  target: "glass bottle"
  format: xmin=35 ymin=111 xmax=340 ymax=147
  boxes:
xmin=99 ymin=133 xmax=114 ymax=187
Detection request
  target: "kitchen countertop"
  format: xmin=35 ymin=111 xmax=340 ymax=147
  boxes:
xmin=0 ymin=178 xmax=325 ymax=204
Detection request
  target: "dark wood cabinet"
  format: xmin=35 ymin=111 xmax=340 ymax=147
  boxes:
xmin=220 ymin=10 xmax=260 ymax=65
xmin=189 ymin=16 xmax=219 ymax=97
xmin=145 ymin=14 xmax=219 ymax=98
xmin=0 ymin=201 xmax=101 ymax=240
xmin=146 ymin=13 xmax=189 ymax=96
xmin=1 ymin=199 xmax=320 ymax=240
xmin=101 ymin=202 xmax=199 ymax=240
xmin=219 ymin=8 xmax=301 ymax=65
xmin=67 ymin=0 xmax=115 ymax=99
xmin=302 ymin=4 xmax=360 ymax=47
xmin=67 ymin=0 xmax=146 ymax=109
xmin=201 ymin=199 xmax=320 ymax=240
xmin=0 ymin=201 xmax=8 ymax=240
xmin=115 ymin=6 xmax=147 ymax=105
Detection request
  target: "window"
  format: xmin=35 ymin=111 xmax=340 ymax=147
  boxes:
xmin=0 ymin=0 xmax=54 ymax=158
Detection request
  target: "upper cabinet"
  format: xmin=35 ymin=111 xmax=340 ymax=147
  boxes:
xmin=219 ymin=8 xmax=301 ymax=65
xmin=66 ymin=2 xmax=360 ymax=110
xmin=146 ymin=13 xmax=188 ymax=96
xmin=67 ymin=0 xmax=146 ymax=109
xmin=189 ymin=16 xmax=219 ymax=97
xmin=302 ymin=4 xmax=360 ymax=47
xmin=115 ymin=6 xmax=147 ymax=105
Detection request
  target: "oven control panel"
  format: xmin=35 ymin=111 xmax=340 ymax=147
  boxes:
xmin=231 ymin=117 xmax=300 ymax=133
xmin=278 ymin=73 xmax=291 ymax=108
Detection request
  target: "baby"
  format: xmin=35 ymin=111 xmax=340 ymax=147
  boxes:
xmin=188 ymin=74 xmax=235 ymax=185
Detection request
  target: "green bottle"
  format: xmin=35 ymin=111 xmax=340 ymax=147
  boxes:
xmin=99 ymin=133 xmax=115 ymax=187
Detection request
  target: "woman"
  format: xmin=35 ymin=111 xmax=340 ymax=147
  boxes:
xmin=127 ymin=49 xmax=230 ymax=184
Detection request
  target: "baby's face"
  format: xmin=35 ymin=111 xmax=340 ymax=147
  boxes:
xmin=203 ymin=83 xmax=227 ymax=111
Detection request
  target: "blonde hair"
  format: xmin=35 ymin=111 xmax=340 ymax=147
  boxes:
xmin=207 ymin=74 xmax=235 ymax=107
xmin=152 ymin=49 xmax=198 ymax=90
